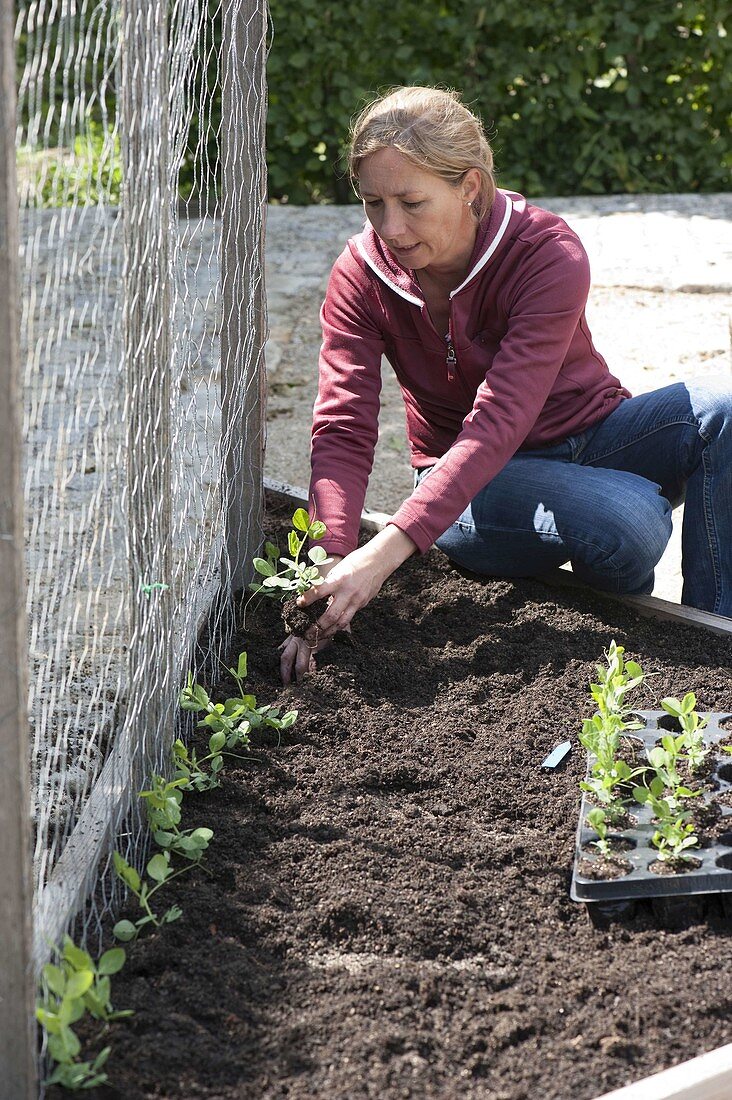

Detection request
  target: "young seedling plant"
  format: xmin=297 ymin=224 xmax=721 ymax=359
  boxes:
xmin=250 ymin=508 xmax=331 ymax=637
xmin=36 ymin=936 xmax=132 ymax=1090
xmin=633 ymin=774 xmax=701 ymax=866
xmin=580 ymin=642 xmax=648 ymax=825
xmin=586 ymin=808 xmax=614 ymax=858
xmin=112 ymin=849 xmax=186 ymax=943
xmin=660 ymin=692 xmax=710 ymax=773
xmin=178 ymin=651 xmax=297 ymax=790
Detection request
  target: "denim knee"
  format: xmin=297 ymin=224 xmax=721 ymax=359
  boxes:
xmin=574 ymin=489 xmax=672 ymax=595
xmin=689 ymin=379 xmax=732 ymax=445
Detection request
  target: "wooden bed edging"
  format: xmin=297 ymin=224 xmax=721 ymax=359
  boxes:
xmin=263 ymin=477 xmax=732 ymax=637
xmin=593 ymin=1041 xmax=732 ymax=1100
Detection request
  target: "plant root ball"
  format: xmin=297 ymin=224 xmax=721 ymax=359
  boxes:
xmin=282 ymin=595 xmax=321 ymax=638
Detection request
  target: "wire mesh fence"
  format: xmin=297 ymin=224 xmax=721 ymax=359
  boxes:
xmin=8 ymin=0 xmax=267 ymax=1060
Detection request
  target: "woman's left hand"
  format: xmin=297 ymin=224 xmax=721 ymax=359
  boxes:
xmin=299 ymin=525 xmax=417 ymax=642
xmin=280 ymin=525 xmax=417 ymax=682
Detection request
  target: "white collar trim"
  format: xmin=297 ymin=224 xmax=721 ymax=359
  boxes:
xmin=354 ymin=238 xmax=424 ymax=306
xmin=449 ymin=194 xmax=514 ymax=298
xmin=355 ymin=193 xmax=514 ymax=305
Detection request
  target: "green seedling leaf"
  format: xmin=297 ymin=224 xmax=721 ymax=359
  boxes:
xmin=288 ymin=529 xmax=300 ymax=557
xmin=292 ymin=507 xmax=310 ymax=532
xmin=236 ymin=651 xmax=248 ymax=679
xmin=63 ymin=936 xmax=93 ymax=972
xmin=98 ymin=948 xmax=126 ymax=976
xmin=309 ymin=520 xmax=326 ymax=540
xmin=43 ymin=963 xmax=66 ymax=997
xmin=307 ymin=545 xmax=330 ymax=565
xmin=65 ymin=970 xmax=94 ymax=999
xmin=36 ymin=1007 xmax=62 ymax=1033
xmin=113 ymin=920 xmax=138 ymax=943
xmin=253 ymin=557 xmax=276 ymax=577
xmin=192 ymin=827 xmax=214 ymax=843
xmin=153 ymin=829 xmax=176 ymax=848
xmin=162 ymin=905 xmax=183 ymax=924
xmin=209 ymin=731 xmax=226 ymax=754
xmin=47 ymin=1029 xmax=82 ymax=1063
xmin=146 ymin=853 xmax=170 ymax=883
xmin=92 ymin=1047 xmax=112 ymax=1072
xmin=113 ymin=852 xmax=141 ymax=893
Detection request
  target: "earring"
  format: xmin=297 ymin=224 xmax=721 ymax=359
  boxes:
xmin=465 ymin=200 xmax=472 ymax=207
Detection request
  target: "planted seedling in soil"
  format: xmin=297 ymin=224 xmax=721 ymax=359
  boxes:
xmin=112 ymin=849 xmax=186 ymax=943
xmin=139 ymin=774 xmax=214 ymax=861
xmin=36 ymin=935 xmax=132 ymax=1090
xmin=179 ymin=651 xmax=297 ymax=789
xmin=250 ymin=508 xmax=331 ymax=638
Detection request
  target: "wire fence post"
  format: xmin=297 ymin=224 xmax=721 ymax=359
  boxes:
xmin=120 ymin=0 xmax=174 ymax=785
xmin=220 ymin=0 xmax=268 ymax=596
xmin=0 ymin=0 xmax=35 ymax=1092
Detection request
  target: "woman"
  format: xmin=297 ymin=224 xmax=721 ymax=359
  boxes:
xmin=279 ymin=86 xmax=732 ymax=684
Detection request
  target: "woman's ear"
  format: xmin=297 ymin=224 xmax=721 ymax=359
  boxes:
xmin=461 ymin=168 xmax=482 ymax=207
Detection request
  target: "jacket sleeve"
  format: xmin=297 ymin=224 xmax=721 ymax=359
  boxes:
xmin=389 ymin=233 xmax=592 ymax=553
xmin=308 ymin=248 xmax=386 ymax=556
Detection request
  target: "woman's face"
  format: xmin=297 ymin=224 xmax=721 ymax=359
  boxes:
xmin=357 ymin=147 xmax=481 ymax=276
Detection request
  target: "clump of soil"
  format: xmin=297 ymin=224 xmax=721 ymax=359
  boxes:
xmin=281 ymin=593 xmax=321 ymax=637
xmin=64 ymin=498 xmax=732 ymax=1100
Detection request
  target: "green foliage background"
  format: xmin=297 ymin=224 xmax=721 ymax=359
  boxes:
xmin=266 ymin=0 xmax=731 ymax=201
xmin=16 ymin=0 xmax=731 ymax=205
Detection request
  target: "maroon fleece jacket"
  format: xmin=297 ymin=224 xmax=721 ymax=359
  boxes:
xmin=309 ymin=189 xmax=630 ymax=557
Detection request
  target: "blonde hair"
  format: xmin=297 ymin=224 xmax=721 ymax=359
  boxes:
xmin=348 ymin=86 xmax=496 ymax=219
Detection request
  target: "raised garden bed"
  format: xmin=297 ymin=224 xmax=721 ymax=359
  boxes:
xmin=65 ymin=498 xmax=732 ymax=1100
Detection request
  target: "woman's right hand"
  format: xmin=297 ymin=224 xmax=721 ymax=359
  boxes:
xmin=279 ymin=555 xmax=343 ymax=684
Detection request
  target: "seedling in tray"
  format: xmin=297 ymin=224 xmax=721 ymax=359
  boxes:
xmin=660 ymin=692 xmax=710 ymax=773
xmin=579 ymin=642 xmax=647 ymax=824
xmin=572 ymin=654 xmax=732 ymax=906
xmin=586 ymin=808 xmax=613 ymax=858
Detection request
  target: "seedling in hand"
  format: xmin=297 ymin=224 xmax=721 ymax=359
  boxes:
xmin=250 ymin=509 xmax=333 ymax=638
xmin=251 ymin=508 xmax=330 ymax=599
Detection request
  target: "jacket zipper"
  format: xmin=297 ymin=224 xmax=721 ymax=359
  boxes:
xmin=445 ymin=338 xmax=456 ymax=381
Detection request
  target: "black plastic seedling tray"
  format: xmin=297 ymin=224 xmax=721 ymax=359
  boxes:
xmin=571 ymin=710 xmax=732 ymax=903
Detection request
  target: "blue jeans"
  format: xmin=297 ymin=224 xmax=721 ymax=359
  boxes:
xmin=417 ymin=381 xmax=732 ymax=617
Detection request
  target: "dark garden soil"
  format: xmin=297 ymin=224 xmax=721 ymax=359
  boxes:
xmin=69 ymin=498 xmax=732 ymax=1100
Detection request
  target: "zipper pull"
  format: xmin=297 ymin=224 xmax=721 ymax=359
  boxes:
xmin=446 ymin=340 xmax=456 ymax=381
